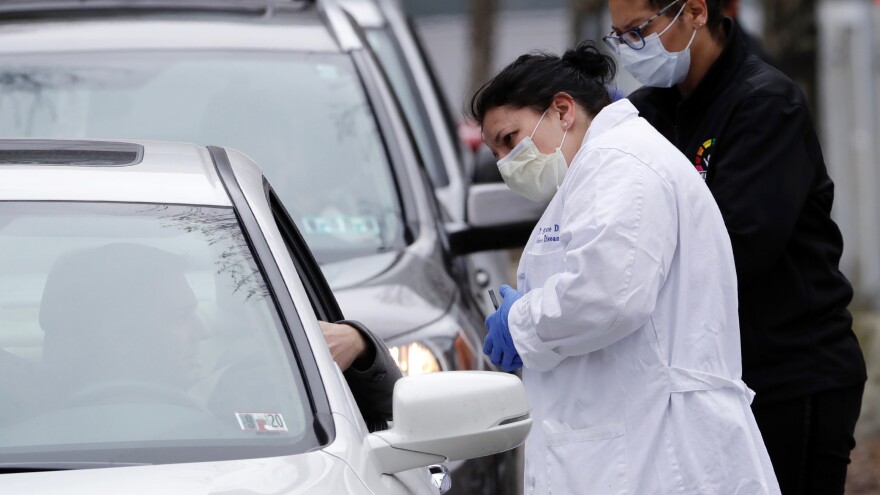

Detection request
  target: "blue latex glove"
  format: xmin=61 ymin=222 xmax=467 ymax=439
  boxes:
xmin=483 ymin=284 xmax=524 ymax=372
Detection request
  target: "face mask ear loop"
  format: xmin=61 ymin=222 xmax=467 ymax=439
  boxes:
xmin=683 ymin=25 xmax=698 ymax=50
xmin=530 ymin=110 xmax=549 ymax=139
xmin=658 ymin=2 xmax=687 ymax=39
xmin=555 ymin=126 xmax=569 ymax=190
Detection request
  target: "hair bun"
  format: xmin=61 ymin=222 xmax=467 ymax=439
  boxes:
xmin=561 ymin=41 xmax=616 ymax=85
xmin=470 ymin=41 xmax=615 ymax=124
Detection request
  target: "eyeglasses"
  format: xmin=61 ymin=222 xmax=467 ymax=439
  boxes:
xmin=603 ymin=0 xmax=682 ymax=53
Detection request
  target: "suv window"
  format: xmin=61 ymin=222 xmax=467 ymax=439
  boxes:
xmin=364 ymin=27 xmax=450 ymax=188
xmin=0 ymin=51 xmax=405 ymax=264
xmin=0 ymin=202 xmax=319 ymax=465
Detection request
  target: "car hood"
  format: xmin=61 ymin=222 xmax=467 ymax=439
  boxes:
xmin=0 ymin=452 xmax=365 ymax=494
xmin=321 ymin=251 xmax=457 ymax=342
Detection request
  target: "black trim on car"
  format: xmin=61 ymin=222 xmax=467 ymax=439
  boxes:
xmin=0 ymin=0 xmax=312 ymax=18
xmin=207 ymin=146 xmax=335 ymax=447
xmin=0 ymin=139 xmax=143 ymax=167
xmin=267 ymin=183 xmax=344 ymax=323
xmin=447 ymin=222 xmax=536 ymax=257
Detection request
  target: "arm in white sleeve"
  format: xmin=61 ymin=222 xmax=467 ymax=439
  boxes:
xmin=509 ymin=147 xmax=678 ymax=371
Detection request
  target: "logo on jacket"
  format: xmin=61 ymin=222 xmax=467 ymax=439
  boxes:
xmin=694 ymin=138 xmax=716 ymax=180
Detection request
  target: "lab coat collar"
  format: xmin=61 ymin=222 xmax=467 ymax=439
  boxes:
xmin=569 ymin=98 xmax=639 ymax=168
xmin=582 ymin=98 xmax=640 ymax=148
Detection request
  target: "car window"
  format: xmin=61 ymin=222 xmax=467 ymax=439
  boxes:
xmin=269 ymin=187 xmax=344 ymax=323
xmin=405 ymin=16 xmax=469 ymax=172
xmin=0 ymin=51 xmax=405 ymax=264
xmin=0 ymin=202 xmax=319 ymax=465
xmin=365 ymin=27 xmax=450 ymax=188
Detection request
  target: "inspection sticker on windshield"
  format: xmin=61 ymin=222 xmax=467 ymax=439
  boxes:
xmin=302 ymin=215 xmax=380 ymax=235
xmin=235 ymin=412 xmax=288 ymax=433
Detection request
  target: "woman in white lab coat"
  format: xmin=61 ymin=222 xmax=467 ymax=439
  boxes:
xmin=472 ymin=42 xmax=779 ymax=494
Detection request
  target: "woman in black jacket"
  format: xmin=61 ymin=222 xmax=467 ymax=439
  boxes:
xmin=605 ymin=1 xmax=866 ymax=493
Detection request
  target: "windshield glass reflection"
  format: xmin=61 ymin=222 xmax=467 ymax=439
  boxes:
xmin=0 ymin=52 xmax=406 ymax=263
xmin=0 ymin=202 xmax=316 ymax=464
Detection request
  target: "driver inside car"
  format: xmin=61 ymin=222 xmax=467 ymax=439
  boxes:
xmin=39 ymin=242 xmax=399 ymax=431
xmin=39 ymin=243 xmax=210 ymax=405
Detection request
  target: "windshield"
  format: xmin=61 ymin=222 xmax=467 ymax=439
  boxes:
xmin=0 ymin=51 xmax=405 ymax=264
xmin=0 ymin=202 xmax=318 ymax=466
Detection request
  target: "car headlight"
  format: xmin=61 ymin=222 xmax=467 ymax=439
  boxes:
xmin=389 ymin=342 xmax=441 ymax=376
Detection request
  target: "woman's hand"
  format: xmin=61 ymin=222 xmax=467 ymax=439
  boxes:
xmin=483 ymin=285 xmax=524 ymax=372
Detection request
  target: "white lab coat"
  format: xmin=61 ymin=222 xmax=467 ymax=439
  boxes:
xmin=509 ymin=99 xmax=780 ymax=495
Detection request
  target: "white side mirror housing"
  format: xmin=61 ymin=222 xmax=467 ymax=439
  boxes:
xmin=446 ymin=183 xmax=548 ymax=255
xmin=466 ymin=183 xmax=547 ymax=228
xmin=368 ymin=371 xmax=531 ymax=474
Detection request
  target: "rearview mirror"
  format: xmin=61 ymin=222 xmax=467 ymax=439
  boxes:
xmin=368 ymin=371 xmax=531 ymax=474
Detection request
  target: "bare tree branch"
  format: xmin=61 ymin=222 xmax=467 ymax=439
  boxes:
xmin=469 ymin=0 xmax=498 ymax=98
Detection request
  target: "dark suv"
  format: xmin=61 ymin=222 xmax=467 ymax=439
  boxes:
xmin=0 ymin=0 xmax=533 ymax=492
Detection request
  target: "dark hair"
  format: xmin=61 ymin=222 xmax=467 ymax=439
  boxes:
xmin=648 ymin=0 xmax=725 ymax=38
xmin=469 ymin=41 xmax=616 ymax=125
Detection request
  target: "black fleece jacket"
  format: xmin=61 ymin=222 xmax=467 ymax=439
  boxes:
xmin=338 ymin=320 xmax=402 ymax=431
xmin=628 ymin=18 xmax=866 ymax=405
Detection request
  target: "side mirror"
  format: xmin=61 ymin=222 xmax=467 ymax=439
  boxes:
xmin=446 ymin=182 xmax=547 ymax=256
xmin=368 ymin=371 xmax=531 ymax=474
xmin=446 ymin=143 xmax=547 ymax=255
xmin=471 ymin=145 xmax=502 ymax=184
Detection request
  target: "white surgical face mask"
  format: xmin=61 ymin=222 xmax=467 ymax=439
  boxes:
xmin=496 ymin=110 xmax=568 ymax=203
xmin=618 ymin=3 xmax=697 ymax=88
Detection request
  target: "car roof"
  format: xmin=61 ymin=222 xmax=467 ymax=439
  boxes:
xmin=0 ymin=0 xmax=370 ymax=54
xmin=0 ymin=140 xmax=234 ymax=206
xmin=0 ymin=14 xmax=339 ymax=54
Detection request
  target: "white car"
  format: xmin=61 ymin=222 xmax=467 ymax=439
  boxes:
xmin=0 ymin=2 xmax=534 ymax=488
xmin=0 ymin=139 xmax=531 ymax=493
